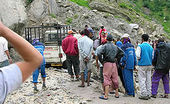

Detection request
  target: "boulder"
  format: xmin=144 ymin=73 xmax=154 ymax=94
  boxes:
xmin=0 ymin=0 xmax=27 ymax=27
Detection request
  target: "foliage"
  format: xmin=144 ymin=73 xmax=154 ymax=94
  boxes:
xmin=66 ymin=17 xmax=73 ymax=25
xmin=25 ymin=0 xmax=34 ymax=6
xmin=69 ymin=0 xmax=91 ymax=9
xmin=74 ymin=14 xmax=79 ymax=19
xmin=50 ymin=13 xmax=56 ymax=18
xmin=130 ymin=0 xmax=170 ymax=34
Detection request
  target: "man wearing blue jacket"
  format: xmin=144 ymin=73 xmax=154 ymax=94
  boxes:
xmin=32 ymin=39 xmax=46 ymax=92
xmin=120 ymin=34 xmax=137 ymax=97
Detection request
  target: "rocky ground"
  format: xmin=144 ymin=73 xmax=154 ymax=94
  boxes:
xmin=5 ymin=68 xmax=170 ymax=104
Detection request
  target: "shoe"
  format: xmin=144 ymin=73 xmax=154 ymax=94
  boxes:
xmin=115 ymin=95 xmax=119 ymax=98
xmin=139 ymin=96 xmax=149 ymax=100
xmin=109 ymin=91 xmax=115 ymax=94
xmin=71 ymin=77 xmax=74 ymax=81
xmin=34 ymin=87 xmax=39 ymax=93
xmin=42 ymin=84 xmax=47 ymax=90
xmin=160 ymin=94 xmax=169 ymax=98
xmin=75 ymin=77 xmax=79 ymax=81
xmin=151 ymin=95 xmax=156 ymax=98
xmin=99 ymin=96 xmax=108 ymax=100
xmin=78 ymin=85 xmax=85 ymax=87
xmin=123 ymin=94 xmax=134 ymax=97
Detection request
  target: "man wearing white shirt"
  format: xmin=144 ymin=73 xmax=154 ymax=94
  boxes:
xmin=0 ymin=37 xmax=12 ymax=67
xmin=136 ymin=34 xmax=153 ymax=100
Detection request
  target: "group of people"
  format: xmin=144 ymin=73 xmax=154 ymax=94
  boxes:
xmin=62 ymin=25 xmax=170 ymax=100
xmin=0 ymin=22 xmax=169 ymax=103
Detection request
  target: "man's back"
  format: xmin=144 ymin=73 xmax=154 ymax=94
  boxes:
xmin=78 ymin=36 xmax=93 ymax=58
xmin=62 ymin=35 xmax=78 ymax=56
xmin=138 ymin=42 xmax=153 ymax=66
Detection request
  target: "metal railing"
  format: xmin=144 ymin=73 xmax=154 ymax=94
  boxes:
xmin=24 ymin=23 xmax=71 ymax=45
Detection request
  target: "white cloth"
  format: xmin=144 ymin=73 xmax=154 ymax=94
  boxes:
xmin=73 ymin=33 xmax=82 ymax=40
xmin=95 ymin=45 xmax=103 ymax=67
xmin=0 ymin=37 xmax=8 ymax=62
xmin=138 ymin=66 xmax=152 ymax=96
xmin=0 ymin=64 xmax=22 ymax=103
xmin=78 ymin=36 xmax=93 ymax=60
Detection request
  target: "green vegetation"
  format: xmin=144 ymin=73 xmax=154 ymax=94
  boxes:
xmin=74 ymin=14 xmax=79 ymax=19
xmin=69 ymin=0 xmax=91 ymax=9
xmin=129 ymin=0 xmax=170 ymax=34
xmin=25 ymin=0 xmax=34 ymax=6
xmin=66 ymin=17 xmax=73 ymax=25
xmin=50 ymin=13 xmax=56 ymax=18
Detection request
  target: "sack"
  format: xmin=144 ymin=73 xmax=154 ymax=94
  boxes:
xmin=93 ymin=39 xmax=100 ymax=50
xmin=155 ymin=43 xmax=170 ymax=72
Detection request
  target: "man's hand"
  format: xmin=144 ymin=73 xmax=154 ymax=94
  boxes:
xmin=84 ymin=57 xmax=89 ymax=62
xmin=96 ymin=64 xmax=99 ymax=72
xmin=8 ymin=58 xmax=12 ymax=64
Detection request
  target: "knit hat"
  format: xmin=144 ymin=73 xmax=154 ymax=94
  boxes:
xmin=106 ymin=34 xmax=113 ymax=41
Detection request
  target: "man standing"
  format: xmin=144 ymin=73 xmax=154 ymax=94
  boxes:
xmin=98 ymin=34 xmax=124 ymax=100
xmin=32 ymin=39 xmax=46 ymax=93
xmin=136 ymin=34 xmax=153 ymax=100
xmin=0 ymin=36 xmax=12 ymax=67
xmin=78 ymin=28 xmax=93 ymax=87
xmin=120 ymin=34 xmax=137 ymax=97
xmin=62 ymin=30 xmax=80 ymax=81
xmin=151 ymin=38 xmax=169 ymax=98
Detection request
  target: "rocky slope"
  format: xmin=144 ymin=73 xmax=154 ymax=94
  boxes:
xmin=0 ymin=0 xmax=168 ymax=61
xmin=0 ymin=0 xmax=167 ymax=40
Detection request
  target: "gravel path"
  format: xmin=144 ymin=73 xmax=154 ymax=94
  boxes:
xmin=5 ymin=69 xmax=170 ymax=104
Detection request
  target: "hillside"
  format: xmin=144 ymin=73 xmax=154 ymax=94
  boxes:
xmin=130 ymin=0 xmax=170 ymax=35
xmin=69 ymin=0 xmax=170 ymax=38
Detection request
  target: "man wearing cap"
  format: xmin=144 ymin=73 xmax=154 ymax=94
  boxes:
xmin=62 ymin=30 xmax=80 ymax=81
xmin=98 ymin=34 xmax=124 ymax=100
xmin=120 ymin=34 xmax=137 ymax=97
xmin=32 ymin=39 xmax=46 ymax=93
xmin=136 ymin=34 xmax=153 ymax=100
xmin=78 ymin=28 xmax=94 ymax=87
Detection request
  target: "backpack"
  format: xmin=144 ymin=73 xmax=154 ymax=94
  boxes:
xmin=155 ymin=43 xmax=170 ymax=73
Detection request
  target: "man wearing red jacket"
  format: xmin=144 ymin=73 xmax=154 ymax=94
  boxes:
xmin=62 ymin=30 xmax=80 ymax=81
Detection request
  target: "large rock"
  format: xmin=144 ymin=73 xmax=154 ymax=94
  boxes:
xmin=0 ymin=0 xmax=27 ymax=27
xmin=27 ymin=0 xmax=48 ymax=23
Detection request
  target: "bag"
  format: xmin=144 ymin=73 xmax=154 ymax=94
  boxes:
xmin=155 ymin=43 xmax=170 ymax=72
xmin=93 ymin=39 xmax=100 ymax=50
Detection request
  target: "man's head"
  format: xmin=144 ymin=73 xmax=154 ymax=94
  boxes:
xmin=101 ymin=26 xmax=104 ymax=29
xmin=72 ymin=29 xmax=77 ymax=34
xmin=85 ymin=25 xmax=88 ymax=29
xmin=68 ymin=30 xmax=74 ymax=35
xmin=158 ymin=38 xmax=164 ymax=43
xmin=32 ymin=39 xmax=39 ymax=44
xmin=87 ymin=28 xmax=94 ymax=38
xmin=106 ymin=34 xmax=113 ymax=41
xmin=142 ymin=34 xmax=149 ymax=42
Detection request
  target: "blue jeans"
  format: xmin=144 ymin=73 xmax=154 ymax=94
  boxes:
xmin=0 ymin=60 xmax=9 ymax=68
xmin=32 ymin=64 xmax=46 ymax=83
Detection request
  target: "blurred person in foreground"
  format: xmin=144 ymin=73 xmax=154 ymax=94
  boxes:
xmin=0 ymin=22 xmax=43 ymax=103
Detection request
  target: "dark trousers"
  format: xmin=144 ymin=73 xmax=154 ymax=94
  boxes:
xmin=66 ymin=55 xmax=80 ymax=76
xmin=118 ymin=66 xmax=125 ymax=88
